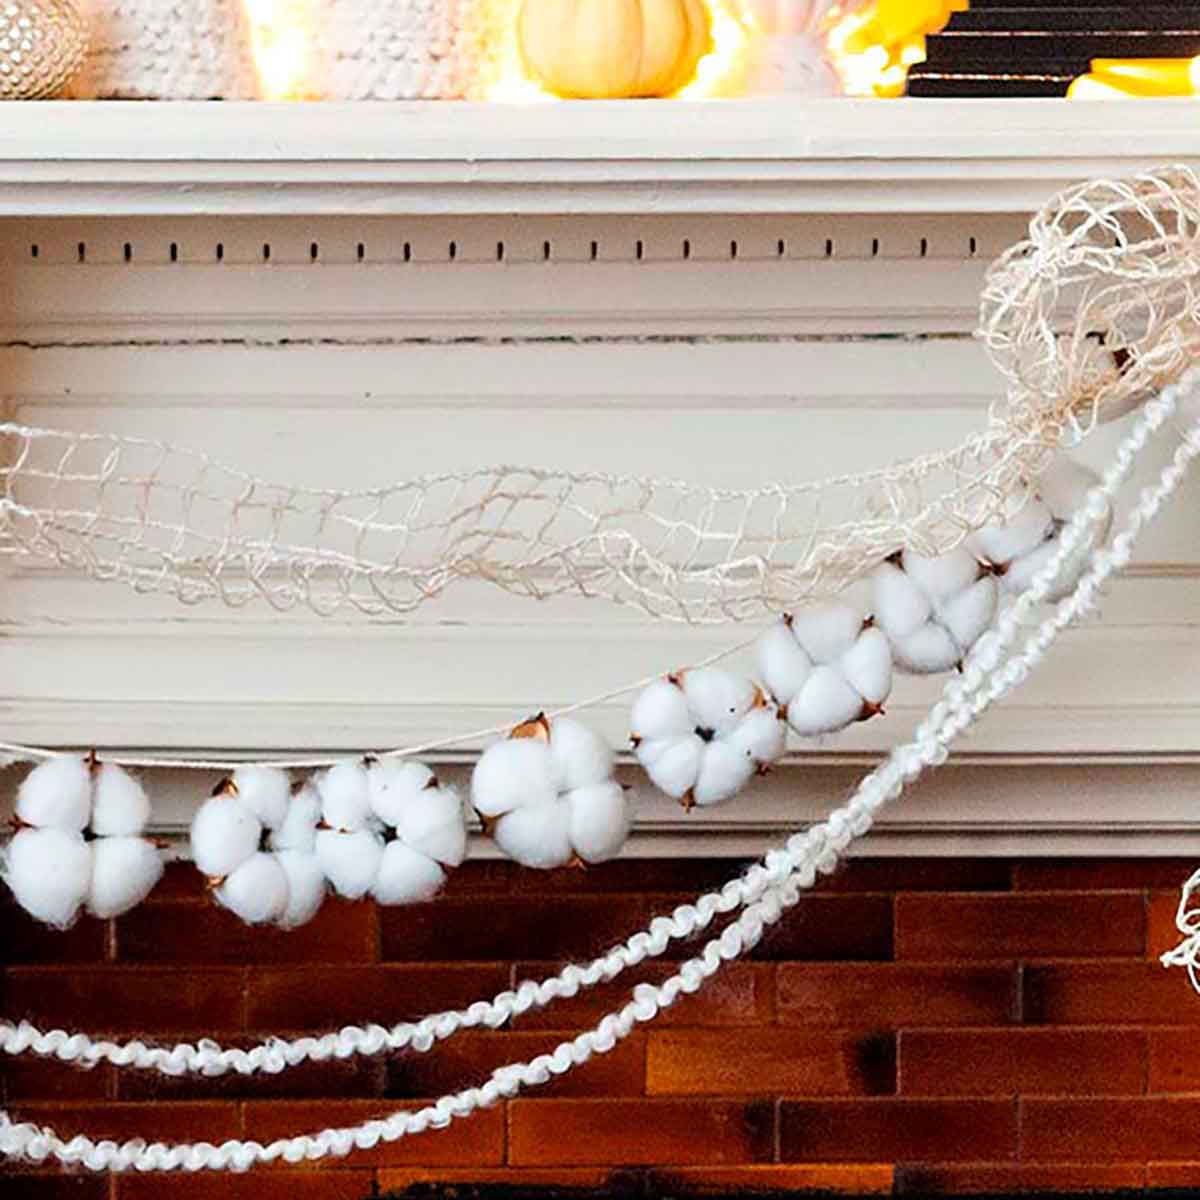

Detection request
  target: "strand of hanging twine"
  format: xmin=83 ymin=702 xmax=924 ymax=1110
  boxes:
xmin=2 ymin=371 xmax=1195 ymax=1172
xmin=0 ymin=631 xmax=762 ymax=771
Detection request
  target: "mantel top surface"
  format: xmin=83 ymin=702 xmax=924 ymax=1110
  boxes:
xmin=0 ymin=98 xmax=1198 ymax=215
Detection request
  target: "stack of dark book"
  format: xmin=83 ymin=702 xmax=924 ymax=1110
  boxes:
xmin=906 ymin=2 xmax=1200 ymax=96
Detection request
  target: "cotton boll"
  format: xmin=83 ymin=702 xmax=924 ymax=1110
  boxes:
xmin=630 ymin=678 xmax=693 ymax=741
xmin=549 ymin=717 xmax=614 ymax=792
xmin=726 ymin=705 xmax=787 ymax=766
xmin=1036 ymin=457 xmax=1103 ymax=519
xmin=567 ymin=781 xmax=635 ymax=864
xmin=692 ymin=741 xmax=756 ymax=808
xmin=841 ymin=626 xmax=893 ymax=706
xmin=274 ymin=849 xmax=326 ymax=929
xmin=890 ymin=623 xmax=962 ymax=675
xmin=755 ymin=619 xmax=812 ymax=705
xmin=15 ymin=754 xmax=92 ymax=832
xmin=190 ymin=793 xmax=261 ymax=879
xmin=998 ymin=458 xmax=1111 ymax=603
xmin=788 ymin=603 xmax=863 ymax=663
xmin=969 ymin=495 xmax=1053 ymax=566
xmin=316 ymin=760 xmax=372 ymax=832
xmin=315 ymin=827 xmax=385 ymax=899
xmin=875 ymin=549 xmax=996 ymax=676
xmin=87 ymin=835 xmax=163 ymax=918
xmin=367 ymin=759 xmax=435 ymax=828
xmin=2 ymin=827 xmax=91 ymax=929
xmin=90 ymin=763 xmax=151 ymax=837
xmin=215 ymin=851 xmax=290 ymax=925
xmin=270 ymin=783 xmax=322 ymax=854
xmin=471 ymin=737 xmax=557 ymax=819
xmin=371 ymin=841 xmax=447 ymax=905
xmin=871 ymin=561 xmax=931 ymax=640
xmin=680 ymin=668 xmax=757 ymax=735
xmin=493 ymin=802 xmax=574 ymax=869
xmin=393 ymin=782 xmax=467 ymax=868
xmin=786 ymin=665 xmax=864 ymax=736
xmin=635 ymin=734 xmax=704 ymax=800
xmin=938 ymin=576 xmax=999 ymax=655
xmin=228 ymin=766 xmax=291 ymax=831
xmin=901 ymin=548 xmax=980 ymax=601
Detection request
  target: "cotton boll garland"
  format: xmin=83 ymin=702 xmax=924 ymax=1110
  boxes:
xmin=631 ymin=669 xmax=785 ymax=809
xmin=473 ymin=714 xmax=635 ymax=868
xmin=756 ymin=605 xmax=893 ymax=737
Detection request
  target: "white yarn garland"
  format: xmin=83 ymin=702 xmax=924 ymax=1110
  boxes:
xmin=1 ymin=370 xmax=1195 ymax=1172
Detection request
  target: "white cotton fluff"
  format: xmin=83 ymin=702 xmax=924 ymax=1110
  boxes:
xmin=473 ymin=717 xmax=633 ymax=869
xmin=756 ymin=605 xmax=894 ymax=738
xmin=975 ymin=458 xmax=1111 ymax=603
xmin=872 ymin=548 xmax=998 ymax=675
xmin=90 ymin=763 xmax=152 ymax=837
xmin=87 ymin=835 xmax=163 ymax=919
xmin=316 ymin=760 xmax=374 ymax=832
xmin=315 ymin=826 xmax=384 ymax=899
xmin=632 ymin=670 xmax=784 ymax=809
xmin=190 ymin=792 xmax=261 ymax=879
xmin=215 ymin=851 xmax=290 ymax=925
xmin=2 ymin=827 xmax=92 ymax=929
xmin=492 ymin=798 xmax=574 ymax=869
xmin=368 ymin=759 xmax=435 ymax=827
xmin=371 ymin=840 xmax=447 ymax=906
xmin=15 ymin=754 xmax=92 ymax=832
xmin=549 ymin=717 xmax=615 ymax=793
xmin=270 ymin=784 xmax=322 ymax=854
xmin=227 ymin=765 xmax=291 ymax=831
xmin=471 ymin=737 xmax=558 ymax=819
xmin=567 ymin=781 xmax=636 ymax=863
xmin=274 ymin=849 xmax=327 ymax=929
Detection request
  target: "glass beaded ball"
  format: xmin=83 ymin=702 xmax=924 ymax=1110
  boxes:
xmin=0 ymin=0 xmax=87 ymax=99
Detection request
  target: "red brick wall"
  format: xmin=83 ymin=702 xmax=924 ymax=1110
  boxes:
xmin=3 ymin=855 xmax=1200 ymax=1199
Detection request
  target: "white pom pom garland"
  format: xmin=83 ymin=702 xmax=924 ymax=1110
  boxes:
xmin=473 ymin=713 xmax=634 ymax=867
xmin=632 ymin=669 xmax=784 ymax=809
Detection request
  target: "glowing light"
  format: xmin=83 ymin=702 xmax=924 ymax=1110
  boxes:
xmin=244 ymin=0 xmax=313 ymax=100
xmin=826 ymin=0 xmax=966 ymax=97
xmin=1068 ymin=56 xmax=1200 ymax=99
xmin=477 ymin=0 xmax=554 ymax=101
xmin=675 ymin=0 xmax=756 ymax=99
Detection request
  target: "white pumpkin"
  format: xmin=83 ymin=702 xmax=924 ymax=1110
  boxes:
xmin=517 ymin=0 xmax=712 ymax=99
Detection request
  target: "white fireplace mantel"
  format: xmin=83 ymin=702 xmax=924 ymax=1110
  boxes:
xmin=3 ymin=98 xmax=1200 ymax=856
xmin=2 ymin=99 xmax=1200 ymax=216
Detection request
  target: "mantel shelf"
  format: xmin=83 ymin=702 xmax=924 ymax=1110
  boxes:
xmin=1 ymin=98 xmax=1199 ymax=216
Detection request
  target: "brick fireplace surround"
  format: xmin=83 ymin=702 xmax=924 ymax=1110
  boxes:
xmin=2 ymin=855 xmax=1199 ymax=1198
xmin=5 ymin=100 xmax=1200 ymax=1196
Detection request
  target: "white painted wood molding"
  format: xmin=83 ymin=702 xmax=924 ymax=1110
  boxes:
xmin=2 ymin=99 xmax=1199 ymax=855
xmin=1 ymin=99 xmax=1199 ymax=216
